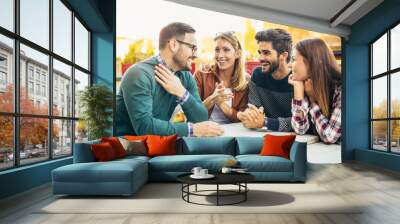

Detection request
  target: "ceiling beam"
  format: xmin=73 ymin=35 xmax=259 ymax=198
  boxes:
xmin=330 ymin=0 xmax=368 ymax=28
xmin=165 ymin=0 xmax=351 ymax=38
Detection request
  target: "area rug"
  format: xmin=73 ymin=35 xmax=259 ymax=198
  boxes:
xmin=37 ymin=183 xmax=361 ymax=214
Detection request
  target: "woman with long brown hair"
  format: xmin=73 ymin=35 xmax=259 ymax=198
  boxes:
xmin=194 ymin=31 xmax=249 ymax=123
xmin=288 ymin=38 xmax=342 ymax=144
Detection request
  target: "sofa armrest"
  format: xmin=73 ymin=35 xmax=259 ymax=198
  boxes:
xmin=73 ymin=140 xmax=100 ymax=163
xmin=289 ymin=141 xmax=307 ymax=181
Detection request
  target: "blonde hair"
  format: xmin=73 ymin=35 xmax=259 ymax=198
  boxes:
xmin=213 ymin=32 xmax=248 ymax=91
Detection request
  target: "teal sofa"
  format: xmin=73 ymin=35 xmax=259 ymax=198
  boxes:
xmin=52 ymin=137 xmax=307 ymax=196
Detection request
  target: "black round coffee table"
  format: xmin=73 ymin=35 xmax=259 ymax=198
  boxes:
xmin=177 ymin=173 xmax=255 ymax=206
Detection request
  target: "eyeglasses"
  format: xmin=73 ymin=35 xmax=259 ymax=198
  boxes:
xmin=176 ymin=39 xmax=198 ymax=53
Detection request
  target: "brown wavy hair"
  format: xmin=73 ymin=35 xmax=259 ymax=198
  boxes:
xmin=294 ymin=38 xmax=341 ymax=117
xmin=212 ymin=32 xmax=248 ymax=91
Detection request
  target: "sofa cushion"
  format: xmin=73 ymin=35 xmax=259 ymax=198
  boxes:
xmin=91 ymin=142 xmax=118 ymax=162
xmin=52 ymin=158 xmax=147 ymax=183
xmin=148 ymin=154 xmax=235 ymax=172
xmin=260 ymin=134 xmax=296 ymax=159
xmin=74 ymin=140 xmax=101 ymax=163
xmin=236 ymin=155 xmax=293 ymax=172
xmin=147 ymin=135 xmax=177 ymax=157
xmin=118 ymin=137 xmax=147 ymax=156
xmin=235 ymin=137 xmax=263 ymax=155
xmin=179 ymin=137 xmax=235 ymax=155
xmin=101 ymin=137 xmax=127 ymax=158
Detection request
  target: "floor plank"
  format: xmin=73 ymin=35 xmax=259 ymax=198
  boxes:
xmin=1 ymin=161 xmax=400 ymax=224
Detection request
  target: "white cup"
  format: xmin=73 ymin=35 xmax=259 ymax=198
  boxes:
xmin=221 ymin=167 xmax=232 ymax=174
xmin=200 ymin=169 xmax=208 ymax=176
xmin=191 ymin=167 xmax=202 ymax=176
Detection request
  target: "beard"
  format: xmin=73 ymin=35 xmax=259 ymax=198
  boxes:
xmin=172 ymin=48 xmax=192 ymax=71
xmin=260 ymin=59 xmax=279 ymax=74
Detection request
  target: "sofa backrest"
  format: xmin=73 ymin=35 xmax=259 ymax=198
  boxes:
xmin=178 ymin=137 xmax=236 ymax=155
xmin=73 ymin=139 xmax=101 ymax=163
xmin=235 ymin=137 xmax=263 ymax=155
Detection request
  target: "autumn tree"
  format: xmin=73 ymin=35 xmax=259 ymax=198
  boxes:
xmin=122 ymin=38 xmax=155 ymax=65
xmin=0 ymin=84 xmax=59 ymax=151
xmin=244 ymin=19 xmax=258 ymax=60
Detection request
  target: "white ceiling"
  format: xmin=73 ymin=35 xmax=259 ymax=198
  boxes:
xmin=165 ymin=0 xmax=384 ymax=38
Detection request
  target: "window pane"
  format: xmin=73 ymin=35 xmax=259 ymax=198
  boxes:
xmin=53 ymin=59 xmax=72 ymax=117
xmin=0 ymin=34 xmax=14 ymax=112
xmin=75 ymin=120 xmax=88 ymax=143
xmin=20 ymin=0 xmax=49 ymax=49
xmin=20 ymin=45 xmax=49 ymax=115
xmin=372 ymin=121 xmax=388 ymax=151
xmin=0 ymin=116 xmax=13 ymax=170
xmin=0 ymin=0 xmax=14 ymax=31
xmin=74 ymin=69 xmax=89 ymax=118
xmin=392 ymin=120 xmax=400 ymax=153
xmin=372 ymin=33 xmax=387 ymax=76
xmin=53 ymin=119 xmax=72 ymax=158
xmin=372 ymin=77 xmax=387 ymax=119
xmin=20 ymin=117 xmax=49 ymax=165
xmin=392 ymin=72 xmax=400 ymax=118
xmin=53 ymin=0 xmax=72 ymax=60
xmin=391 ymin=24 xmax=400 ymax=70
xmin=75 ymin=18 xmax=89 ymax=69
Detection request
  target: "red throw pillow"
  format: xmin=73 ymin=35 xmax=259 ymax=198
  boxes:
xmin=124 ymin=135 xmax=148 ymax=141
xmin=146 ymin=135 xmax=177 ymax=157
xmin=91 ymin=142 xmax=118 ymax=162
xmin=101 ymin=137 xmax=126 ymax=158
xmin=260 ymin=134 xmax=296 ymax=159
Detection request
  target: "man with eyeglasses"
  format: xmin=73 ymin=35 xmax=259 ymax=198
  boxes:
xmin=237 ymin=29 xmax=294 ymax=132
xmin=116 ymin=22 xmax=224 ymax=137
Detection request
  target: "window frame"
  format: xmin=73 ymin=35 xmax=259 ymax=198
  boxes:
xmin=370 ymin=20 xmax=400 ymax=154
xmin=0 ymin=0 xmax=92 ymax=171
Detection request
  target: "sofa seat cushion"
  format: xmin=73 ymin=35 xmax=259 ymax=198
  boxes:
xmin=236 ymin=155 xmax=293 ymax=172
xmin=149 ymin=154 xmax=235 ymax=172
xmin=52 ymin=159 xmax=147 ymax=183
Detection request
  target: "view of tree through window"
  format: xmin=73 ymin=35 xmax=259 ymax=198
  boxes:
xmin=371 ymin=23 xmax=400 ymax=153
xmin=0 ymin=0 xmax=91 ymax=170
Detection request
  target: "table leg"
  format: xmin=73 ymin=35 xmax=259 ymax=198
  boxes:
xmin=217 ymin=184 xmax=219 ymax=206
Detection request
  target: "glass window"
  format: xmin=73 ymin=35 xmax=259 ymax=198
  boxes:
xmin=53 ymin=119 xmax=72 ymax=158
xmin=74 ymin=69 xmax=89 ymax=118
xmin=53 ymin=59 xmax=72 ymax=117
xmin=372 ymin=77 xmax=387 ymax=119
xmin=0 ymin=116 xmax=13 ymax=170
xmin=20 ymin=44 xmax=49 ymax=115
xmin=19 ymin=117 xmax=49 ymax=165
xmin=391 ymin=24 xmax=400 ymax=70
xmin=20 ymin=0 xmax=49 ymax=49
xmin=372 ymin=121 xmax=388 ymax=151
xmin=391 ymin=72 xmax=400 ymax=118
xmin=28 ymin=81 xmax=33 ymax=94
xmin=391 ymin=120 xmax=400 ymax=153
xmin=0 ymin=0 xmax=14 ymax=31
xmin=75 ymin=120 xmax=88 ymax=143
xmin=372 ymin=34 xmax=387 ymax=76
xmin=74 ymin=18 xmax=89 ymax=70
xmin=0 ymin=35 xmax=13 ymax=113
xmin=53 ymin=0 xmax=72 ymax=60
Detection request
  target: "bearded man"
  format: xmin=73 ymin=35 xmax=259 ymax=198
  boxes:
xmin=116 ymin=22 xmax=223 ymax=137
xmin=237 ymin=29 xmax=294 ymax=132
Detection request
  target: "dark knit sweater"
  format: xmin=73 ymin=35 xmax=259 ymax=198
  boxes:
xmin=248 ymin=67 xmax=293 ymax=131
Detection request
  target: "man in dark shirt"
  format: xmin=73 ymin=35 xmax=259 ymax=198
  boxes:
xmin=238 ymin=29 xmax=294 ymax=132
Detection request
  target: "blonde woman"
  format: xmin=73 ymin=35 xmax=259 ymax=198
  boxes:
xmin=194 ymin=31 xmax=249 ymax=123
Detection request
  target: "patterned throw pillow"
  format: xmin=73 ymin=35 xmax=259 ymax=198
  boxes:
xmin=118 ymin=137 xmax=147 ymax=156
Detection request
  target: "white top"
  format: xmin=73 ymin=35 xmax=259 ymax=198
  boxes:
xmin=210 ymin=88 xmax=232 ymax=124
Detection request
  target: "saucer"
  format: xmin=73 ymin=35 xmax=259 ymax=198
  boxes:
xmin=190 ymin=174 xmax=215 ymax=179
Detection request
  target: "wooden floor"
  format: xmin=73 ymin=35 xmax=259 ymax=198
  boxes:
xmin=1 ymin=162 xmax=400 ymax=224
